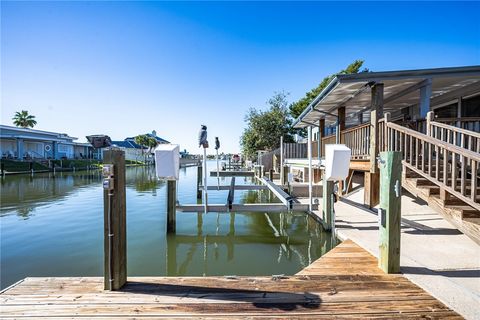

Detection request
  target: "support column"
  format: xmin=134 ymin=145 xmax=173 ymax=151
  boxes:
xmin=308 ymin=126 xmax=313 ymax=211
xmin=103 ymin=149 xmax=127 ymax=290
xmin=419 ymin=78 xmax=432 ymax=119
xmin=365 ymin=83 xmax=383 ymax=208
xmin=167 ymin=180 xmax=177 ymax=233
xmin=378 ymin=151 xmax=402 ymax=274
xmin=338 ymin=106 xmax=346 ymax=144
xmin=318 ymin=119 xmax=325 ymax=159
xmin=16 ymin=139 xmax=24 ymax=160
xmin=52 ymin=141 xmax=59 ymax=160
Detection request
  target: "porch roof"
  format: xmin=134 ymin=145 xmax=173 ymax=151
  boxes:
xmin=293 ymin=65 xmax=480 ymax=129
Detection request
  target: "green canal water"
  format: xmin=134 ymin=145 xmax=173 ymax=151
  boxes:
xmin=0 ymin=162 xmax=336 ymax=289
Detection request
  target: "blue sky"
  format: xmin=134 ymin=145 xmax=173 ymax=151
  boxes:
xmin=1 ymin=1 xmax=479 ymax=153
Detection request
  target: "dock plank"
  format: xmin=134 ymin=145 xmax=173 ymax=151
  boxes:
xmin=0 ymin=239 xmax=462 ymax=319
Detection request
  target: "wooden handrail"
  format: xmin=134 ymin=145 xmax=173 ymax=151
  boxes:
xmin=436 ymin=117 xmax=480 ymax=122
xmin=430 ymin=120 xmax=480 ymax=139
xmin=341 ymin=123 xmax=370 ymax=134
xmin=387 ymin=121 xmax=480 ymax=161
xmin=385 ymin=119 xmax=479 ymax=211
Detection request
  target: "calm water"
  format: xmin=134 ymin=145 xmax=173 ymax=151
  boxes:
xmin=0 ymin=162 xmax=336 ymax=289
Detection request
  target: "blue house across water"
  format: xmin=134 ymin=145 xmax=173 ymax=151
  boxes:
xmin=0 ymin=125 xmax=93 ymax=160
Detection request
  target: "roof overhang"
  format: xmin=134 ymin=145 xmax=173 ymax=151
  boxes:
xmin=293 ymin=66 xmax=480 ymax=129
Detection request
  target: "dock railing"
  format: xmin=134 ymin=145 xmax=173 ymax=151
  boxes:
xmin=384 ymin=115 xmax=480 ymax=211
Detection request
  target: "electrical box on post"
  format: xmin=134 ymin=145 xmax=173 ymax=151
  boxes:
xmin=102 ymin=164 xmax=115 ymax=191
xmin=154 ymin=144 xmax=180 ymax=180
xmin=324 ymin=144 xmax=351 ymax=181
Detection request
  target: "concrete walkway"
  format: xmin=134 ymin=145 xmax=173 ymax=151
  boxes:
xmin=305 ymin=186 xmax=480 ymax=320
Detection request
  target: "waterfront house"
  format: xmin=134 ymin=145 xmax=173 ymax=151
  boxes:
xmin=276 ymin=65 xmax=480 ymax=243
xmin=0 ymin=125 xmax=94 ymax=160
xmin=112 ymin=130 xmax=170 ymax=162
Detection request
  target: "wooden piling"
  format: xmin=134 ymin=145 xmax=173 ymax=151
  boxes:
xmin=378 ymin=151 xmax=402 ymax=274
xmin=196 ymin=165 xmax=202 ymax=199
xmin=322 ymin=174 xmax=334 ymax=231
xmin=167 ymin=180 xmax=177 ymax=233
xmin=282 ymin=165 xmax=289 ymax=186
xmin=103 ymin=149 xmax=127 ymax=290
xmin=269 ymin=169 xmax=274 ymax=181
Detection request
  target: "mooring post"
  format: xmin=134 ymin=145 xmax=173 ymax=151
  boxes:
xmin=322 ymin=173 xmax=334 ymax=231
xmin=167 ymin=180 xmax=177 ymax=233
xmin=30 ymin=162 xmax=34 ymax=176
xmin=196 ymin=165 xmax=202 ymax=199
xmin=1 ymin=162 xmax=5 ymax=177
xmin=378 ymin=151 xmax=402 ymax=274
xmin=269 ymin=169 xmax=274 ymax=181
xmin=103 ymin=149 xmax=127 ymax=290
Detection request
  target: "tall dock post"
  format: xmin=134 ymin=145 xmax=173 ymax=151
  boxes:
xmin=378 ymin=151 xmax=402 ymax=273
xmin=196 ymin=165 xmax=202 ymax=199
xmin=167 ymin=180 xmax=177 ymax=233
xmin=322 ymin=173 xmax=334 ymax=231
xmin=103 ymin=149 xmax=127 ymax=290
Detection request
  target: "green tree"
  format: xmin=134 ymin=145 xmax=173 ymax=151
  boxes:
xmin=12 ymin=110 xmax=37 ymax=128
xmin=289 ymin=60 xmax=367 ymax=119
xmin=134 ymin=134 xmax=149 ymax=163
xmin=240 ymin=91 xmax=295 ymax=160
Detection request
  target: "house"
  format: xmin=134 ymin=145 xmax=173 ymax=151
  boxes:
xmin=112 ymin=130 xmax=170 ymax=162
xmin=0 ymin=125 xmax=94 ymax=160
xmin=286 ymin=65 xmax=480 ymax=243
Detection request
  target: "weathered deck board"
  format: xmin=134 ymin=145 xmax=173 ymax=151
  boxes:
xmin=0 ymin=240 xmax=462 ymax=319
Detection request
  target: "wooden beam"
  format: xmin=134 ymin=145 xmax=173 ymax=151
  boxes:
xmin=378 ymin=151 xmax=402 ymax=274
xmin=322 ymin=174 xmax=334 ymax=231
xmin=335 ymin=106 xmax=345 ymax=144
xmin=167 ymin=180 xmax=176 ymax=233
xmin=227 ymin=177 xmax=235 ymax=210
xmin=318 ymin=118 xmax=325 ymax=159
xmin=103 ymin=149 xmax=127 ymax=291
xmin=364 ymin=172 xmax=380 ymax=208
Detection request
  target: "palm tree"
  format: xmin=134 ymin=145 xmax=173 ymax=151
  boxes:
xmin=147 ymin=137 xmax=159 ymax=153
xmin=12 ymin=110 xmax=37 ymax=128
xmin=134 ymin=134 xmax=149 ymax=163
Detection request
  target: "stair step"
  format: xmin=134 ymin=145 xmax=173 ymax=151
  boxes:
xmin=445 ymin=205 xmax=480 ymax=219
xmin=410 ymin=178 xmax=436 ymax=186
xmin=417 ymin=185 xmax=440 ymax=195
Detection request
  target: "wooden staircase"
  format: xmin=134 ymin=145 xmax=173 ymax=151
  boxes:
xmin=383 ymin=114 xmax=480 ymax=245
xmin=403 ymin=169 xmax=480 ymax=245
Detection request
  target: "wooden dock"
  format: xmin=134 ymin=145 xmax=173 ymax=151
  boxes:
xmin=0 ymin=240 xmax=461 ymax=319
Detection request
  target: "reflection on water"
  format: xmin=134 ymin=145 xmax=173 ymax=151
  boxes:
xmin=0 ymin=163 xmax=336 ymax=289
